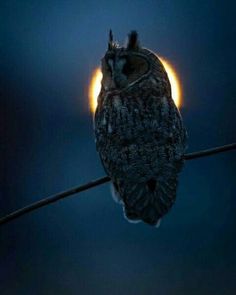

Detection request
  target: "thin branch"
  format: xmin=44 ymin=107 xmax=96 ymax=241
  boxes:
xmin=0 ymin=143 xmax=235 ymax=226
xmin=184 ymin=143 xmax=236 ymax=160
xmin=0 ymin=176 xmax=110 ymax=226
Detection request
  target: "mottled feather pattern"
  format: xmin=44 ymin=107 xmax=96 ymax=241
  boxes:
xmin=95 ymin=37 xmax=187 ymax=226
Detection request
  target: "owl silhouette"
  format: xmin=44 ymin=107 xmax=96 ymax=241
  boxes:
xmin=94 ymin=30 xmax=187 ymax=226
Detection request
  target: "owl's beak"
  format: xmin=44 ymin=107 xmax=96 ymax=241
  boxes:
xmin=109 ymin=79 xmax=117 ymax=90
xmin=113 ymin=74 xmax=127 ymax=89
xmin=113 ymin=75 xmax=122 ymax=88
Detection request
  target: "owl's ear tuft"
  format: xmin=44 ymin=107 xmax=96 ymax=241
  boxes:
xmin=108 ymin=29 xmax=113 ymax=50
xmin=127 ymin=31 xmax=139 ymax=50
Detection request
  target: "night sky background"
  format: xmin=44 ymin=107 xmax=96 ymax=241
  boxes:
xmin=1 ymin=1 xmax=236 ymax=294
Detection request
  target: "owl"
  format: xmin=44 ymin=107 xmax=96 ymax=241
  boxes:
xmin=94 ymin=30 xmax=187 ymax=226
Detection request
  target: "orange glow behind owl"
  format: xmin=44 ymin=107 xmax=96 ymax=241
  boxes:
xmin=89 ymin=57 xmax=181 ymax=113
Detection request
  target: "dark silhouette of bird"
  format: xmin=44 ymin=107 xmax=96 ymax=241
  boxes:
xmin=94 ymin=30 xmax=187 ymax=226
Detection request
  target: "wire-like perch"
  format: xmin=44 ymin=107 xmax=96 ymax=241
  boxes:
xmin=0 ymin=143 xmax=236 ymax=226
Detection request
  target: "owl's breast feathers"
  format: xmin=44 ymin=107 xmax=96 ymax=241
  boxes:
xmin=94 ymin=74 xmax=187 ymax=226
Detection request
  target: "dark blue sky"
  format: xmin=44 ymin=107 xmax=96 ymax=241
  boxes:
xmin=1 ymin=1 xmax=236 ymax=294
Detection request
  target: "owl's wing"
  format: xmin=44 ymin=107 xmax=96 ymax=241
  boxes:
xmin=98 ymin=153 xmax=110 ymax=176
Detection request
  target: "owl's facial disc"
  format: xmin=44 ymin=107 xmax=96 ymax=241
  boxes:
xmin=108 ymin=57 xmax=128 ymax=89
xmin=101 ymin=52 xmax=150 ymax=91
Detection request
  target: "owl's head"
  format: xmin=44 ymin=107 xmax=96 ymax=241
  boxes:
xmin=101 ymin=30 xmax=164 ymax=91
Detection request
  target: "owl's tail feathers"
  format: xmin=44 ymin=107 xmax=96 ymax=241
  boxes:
xmin=122 ymin=177 xmax=177 ymax=226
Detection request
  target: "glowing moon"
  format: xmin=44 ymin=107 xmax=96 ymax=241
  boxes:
xmin=159 ymin=57 xmax=181 ymax=108
xmin=89 ymin=68 xmax=103 ymax=113
xmin=89 ymin=56 xmax=181 ymax=113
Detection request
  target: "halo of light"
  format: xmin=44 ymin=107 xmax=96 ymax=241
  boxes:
xmin=159 ymin=57 xmax=181 ymax=108
xmin=89 ymin=56 xmax=181 ymax=113
xmin=89 ymin=68 xmax=103 ymax=113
